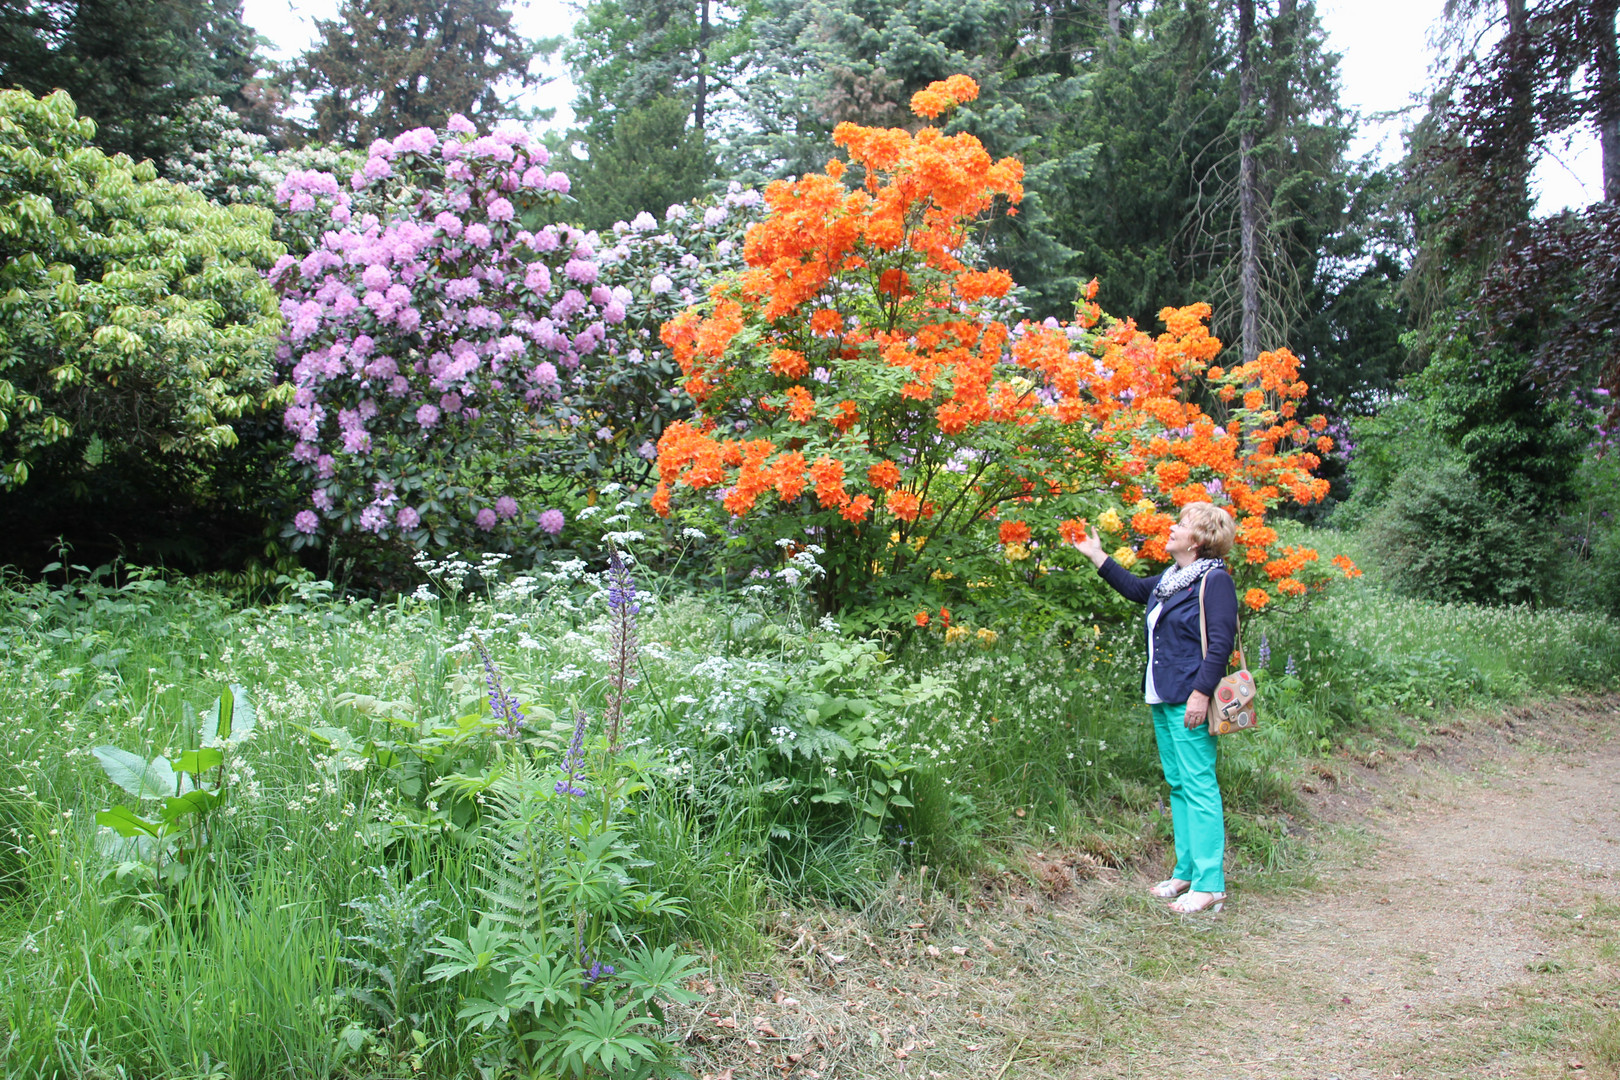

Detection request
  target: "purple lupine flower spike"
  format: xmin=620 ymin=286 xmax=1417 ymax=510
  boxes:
xmin=1258 ymin=632 xmax=1271 ymax=669
xmin=606 ymin=546 xmax=640 ymax=616
xmin=473 ymin=635 xmax=525 ymax=737
xmin=555 ymin=709 xmax=588 ymax=797
xmin=603 ymin=547 xmax=639 ymax=751
xmin=1285 ymin=654 xmax=1298 ymax=678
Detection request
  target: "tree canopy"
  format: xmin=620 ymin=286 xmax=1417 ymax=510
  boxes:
xmin=290 ymin=0 xmax=546 ymax=144
xmin=0 ymin=0 xmax=261 ymax=166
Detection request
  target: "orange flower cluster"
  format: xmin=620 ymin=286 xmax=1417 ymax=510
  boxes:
xmin=1331 ymin=555 xmax=1363 ymax=578
xmin=868 ymin=460 xmax=901 ymax=489
xmin=998 ymin=520 xmax=1031 ymax=546
xmin=654 ymin=77 xmax=1030 ymax=531
xmin=650 ymin=73 xmax=1353 ymax=616
xmin=910 ymin=75 xmax=980 ymax=120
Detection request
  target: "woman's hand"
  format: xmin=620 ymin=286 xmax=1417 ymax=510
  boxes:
xmin=1074 ymin=526 xmax=1107 ymax=568
xmin=1184 ymin=690 xmax=1210 ymax=729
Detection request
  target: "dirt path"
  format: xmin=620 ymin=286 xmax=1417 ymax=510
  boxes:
xmin=687 ymin=699 xmax=1620 ymax=1080
xmin=1104 ymin=708 xmax=1620 ymax=1080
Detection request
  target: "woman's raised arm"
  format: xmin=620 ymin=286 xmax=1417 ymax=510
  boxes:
xmin=1074 ymin=525 xmax=1161 ymax=604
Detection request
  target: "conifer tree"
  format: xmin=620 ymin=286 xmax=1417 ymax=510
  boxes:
xmin=570 ymin=95 xmax=715 ymax=228
xmin=722 ymin=0 xmax=1094 ymax=314
xmin=1058 ymin=1 xmax=1398 ymax=410
xmin=565 ymin=0 xmax=750 ymax=140
xmin=291 ymin=0 xmax=543 ymax=145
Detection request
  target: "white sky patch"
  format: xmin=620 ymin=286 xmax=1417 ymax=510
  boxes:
xmin=243 ymin=0 xmax=1603 ymax=211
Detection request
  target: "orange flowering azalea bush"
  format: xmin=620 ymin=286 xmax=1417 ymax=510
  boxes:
xmin=1044 ymin=306 xmax=1358 ymax=611
xmin=651 ymin=77 xmax=1354 ymax=619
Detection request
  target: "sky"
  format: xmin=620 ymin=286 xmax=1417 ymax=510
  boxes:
xmin=240 ymin=0 xmax=1605 ymax=213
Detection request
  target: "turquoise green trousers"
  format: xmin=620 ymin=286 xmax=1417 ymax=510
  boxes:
xmin=1150 ymin=703 xmax=1226 ymax=893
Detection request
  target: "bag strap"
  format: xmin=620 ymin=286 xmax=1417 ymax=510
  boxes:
xmin=1198 ymin=570 xmax=1244 ymax=668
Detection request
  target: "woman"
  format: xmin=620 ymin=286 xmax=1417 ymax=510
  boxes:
xmin=1074 ymin=502 xmax=1239 ymax=914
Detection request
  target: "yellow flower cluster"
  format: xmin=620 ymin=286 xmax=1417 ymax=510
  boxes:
xmin=943 ymin=624 xmax=1000 ymax=648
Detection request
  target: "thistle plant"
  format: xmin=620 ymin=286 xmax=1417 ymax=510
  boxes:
xmin=339 ymin=867 xmax=444 ymax=1051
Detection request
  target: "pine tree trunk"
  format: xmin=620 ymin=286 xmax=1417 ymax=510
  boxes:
xmin=1238 ymin=0 xmax=1260 ymax=365
xmin=1107 ymin=0 xmax=1121 ymax=43
xmin=1596 ymin=0 xmax=1620 ymax=203
xmin=694 ymin=0 xmax=710 ymax=134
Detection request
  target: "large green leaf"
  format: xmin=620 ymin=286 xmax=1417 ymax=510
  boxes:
xmin=228 ymin=684 xmax=256 ymax=739
xmin=158 ymin=790 xmax=219 ymax=823
xmin=201 ymin=694 xmax=229 ymax=745
xmin=299 ymin=724 xmax=359 ymax=752
xmin=92 ymin=746 xmax=177 ymax=799
xmin=200 ymin=684 xmax=256 ymax=743
xmin=174 ymin=748 xmax=223 ymax=775
xmin=95 ymin=804 xmax=163 ymax=837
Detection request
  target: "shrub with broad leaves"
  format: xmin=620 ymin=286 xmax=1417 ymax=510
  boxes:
xmin=0 ymin=90 xmax=283 ymax=493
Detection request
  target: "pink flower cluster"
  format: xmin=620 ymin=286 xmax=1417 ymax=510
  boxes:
xmin=269 ymin=115 xmax=628 ymax=546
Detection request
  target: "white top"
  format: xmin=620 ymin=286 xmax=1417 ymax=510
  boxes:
xmin=1144 ymin=600 xmax=1165 ymax=704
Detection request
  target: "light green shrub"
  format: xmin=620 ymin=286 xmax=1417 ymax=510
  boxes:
xmin=0 ymin=89 xmax=284 ymax=492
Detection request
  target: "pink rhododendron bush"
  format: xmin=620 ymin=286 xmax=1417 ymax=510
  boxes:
xmin=268 ymin=113 xmax=763 ymax=556
xmin=270 ymin=116 xmax=602 ymax=551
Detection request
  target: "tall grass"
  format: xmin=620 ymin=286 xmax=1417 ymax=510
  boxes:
xmin=1 ymin=544 xmax=1617 ymax=1077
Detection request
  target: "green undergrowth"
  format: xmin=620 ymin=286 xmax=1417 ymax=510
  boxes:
xmin=1 ymin=538 xmax=1616 ymax=1078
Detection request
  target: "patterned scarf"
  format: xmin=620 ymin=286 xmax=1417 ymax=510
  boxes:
xmin=1153 ymin=557 xmax=1224 ymax=601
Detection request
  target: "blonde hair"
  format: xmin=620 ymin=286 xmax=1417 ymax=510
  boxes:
xmin=1180 ymin=502 xmax=1235 ymax=560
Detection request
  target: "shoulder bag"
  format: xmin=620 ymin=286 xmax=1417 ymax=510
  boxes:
xmin=1198 ymin=572 xmax=1258 ymax=735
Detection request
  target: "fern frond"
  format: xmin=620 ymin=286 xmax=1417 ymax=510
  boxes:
xmin=469 ymin=757 xmax=561 ymax=936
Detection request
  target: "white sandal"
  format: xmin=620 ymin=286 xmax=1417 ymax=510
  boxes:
xmin=1168 ymin=890 xmax=1226 ymax=914
xmin=1149 ymin=878 xmax=1191 ymax=899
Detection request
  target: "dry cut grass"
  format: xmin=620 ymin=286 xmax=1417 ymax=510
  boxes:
xmin=674 ymin=695 xmax=1620 ymax=1080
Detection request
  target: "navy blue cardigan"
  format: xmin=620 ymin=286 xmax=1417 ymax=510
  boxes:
xmin=1097 ymin=557 xmax=1239 ymax=703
